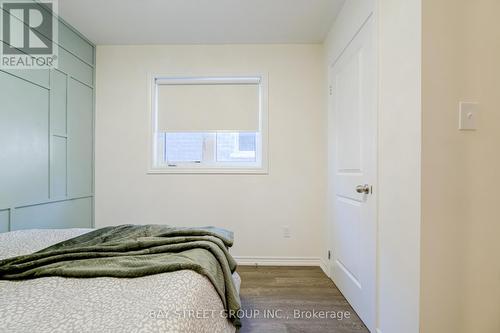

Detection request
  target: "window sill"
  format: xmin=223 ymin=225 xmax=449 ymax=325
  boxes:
xmin=147 ymin=167 xmax=268 ymax=175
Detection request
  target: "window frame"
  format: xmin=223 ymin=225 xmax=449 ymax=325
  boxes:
xmin=148 ymin=74 xmax=269 ymax=174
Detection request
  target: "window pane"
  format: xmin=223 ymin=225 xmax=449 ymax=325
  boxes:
xmin=165 ymin=133 xmax=203 ymax=163
xmin=216 ymin=133 xmax=257 ymax=162
xmin=238 ymin=133 xmax=256 ymax=152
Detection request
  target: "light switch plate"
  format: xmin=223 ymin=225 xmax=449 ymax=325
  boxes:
xmin=459 ymin=102 xmax=478 ymax=130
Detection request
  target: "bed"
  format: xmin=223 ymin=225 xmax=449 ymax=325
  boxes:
xmin=0 ymin=228 xmax=240 ymax=333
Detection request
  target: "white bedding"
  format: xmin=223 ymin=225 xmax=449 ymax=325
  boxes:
xmin=0 ymin=228 xmax=240 ymax=333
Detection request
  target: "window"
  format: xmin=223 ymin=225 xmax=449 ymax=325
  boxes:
xmin=149 ymin=76 xmax=268 ymax=173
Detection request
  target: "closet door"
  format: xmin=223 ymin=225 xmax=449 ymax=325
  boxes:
xmin=67 ymin=78 xmax=93 ymax=198
xmin=0 ymin=18 xmax=95 ymax=231
xmin=329 ymin=17 xmax=377 ymax=332
xmin=0 ymin=71 xmax=49 ymax=207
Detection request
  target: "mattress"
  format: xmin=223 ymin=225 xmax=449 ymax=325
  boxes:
xmin=0 ymin=228 xmax=240 ymax=333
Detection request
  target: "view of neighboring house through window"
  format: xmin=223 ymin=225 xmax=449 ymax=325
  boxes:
xmin=160 ymin=132 xmax=258 ymax=164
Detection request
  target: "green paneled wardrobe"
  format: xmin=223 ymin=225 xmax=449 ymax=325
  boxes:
xmin=0 ymin=15 xmax=95 ymax=232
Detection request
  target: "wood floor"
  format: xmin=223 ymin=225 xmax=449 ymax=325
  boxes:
xmin=237 ymin=266 xmax=369 ymax=333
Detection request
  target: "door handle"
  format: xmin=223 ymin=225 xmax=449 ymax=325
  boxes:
xmin=356 ymin=184 xmax=371 ymax=194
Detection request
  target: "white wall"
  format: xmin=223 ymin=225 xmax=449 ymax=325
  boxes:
xmin=377 ymin=0 xmax=421 ymax=332
xmin=324 ymin=1 xmax=421 ymax=333
xmin=422 ymin=0 xmax=500 ymax=332
xmin=95 ymin=44 xmax=326 ymax=260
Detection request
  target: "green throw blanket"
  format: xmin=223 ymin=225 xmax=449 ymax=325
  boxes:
xmin=0 ymin=224 xmax=241 ymax=327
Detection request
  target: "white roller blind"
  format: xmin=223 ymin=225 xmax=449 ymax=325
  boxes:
xmin=157 ymin=81 xmax=260 ymax=132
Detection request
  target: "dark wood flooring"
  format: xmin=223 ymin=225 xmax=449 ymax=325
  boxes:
xmin=237 ymin=266 xmax=369 ymax=333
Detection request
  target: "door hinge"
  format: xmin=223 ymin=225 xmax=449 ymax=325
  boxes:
xmin=328 ymin=250 xmax=331 ymax=260
xmin=329 ymin=85 xmax=333 ymax=95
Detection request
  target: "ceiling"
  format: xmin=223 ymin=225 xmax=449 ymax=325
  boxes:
xmin=58 ymin=0 xmax=345 ymax=45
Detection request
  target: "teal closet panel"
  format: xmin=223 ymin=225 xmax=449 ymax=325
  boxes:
xmin=58 ymin=22 xmax=94 ymax=65
xmin=0 ymin=210 xmax=9 ymax=233
xmin=2 ymin=69 xmax=50 ymax=88
xmin=11 ymin=197 xmax=92 ymax=230
xmin=0 ymin=11 xmax=95 ymax=231
xmin=0 ymin=71 xmax=49 ymax=208
xmin=67 ymin=78 xmax=93 ymax=198
xmin=50 ymin=70 xmax=67 ymax=135
xmin=58 ymin=48 xmax=93 ymax=86
xmin=50 ymin=136 xmax=67 ymax=199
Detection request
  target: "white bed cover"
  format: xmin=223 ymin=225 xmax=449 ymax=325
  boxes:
xmin=0 ymin=228 xmax=240 ymax=333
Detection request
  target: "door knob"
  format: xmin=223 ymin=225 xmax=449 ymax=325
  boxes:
xmin=356 ymin=184 xmax=371 ymax=194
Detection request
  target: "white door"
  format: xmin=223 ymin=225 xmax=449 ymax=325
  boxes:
xmin=328 ymin=17 xmax=377 ymax=332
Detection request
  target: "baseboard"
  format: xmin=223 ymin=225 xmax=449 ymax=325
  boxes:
xmin=234 ymin=256 xmax=321 ymax=267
